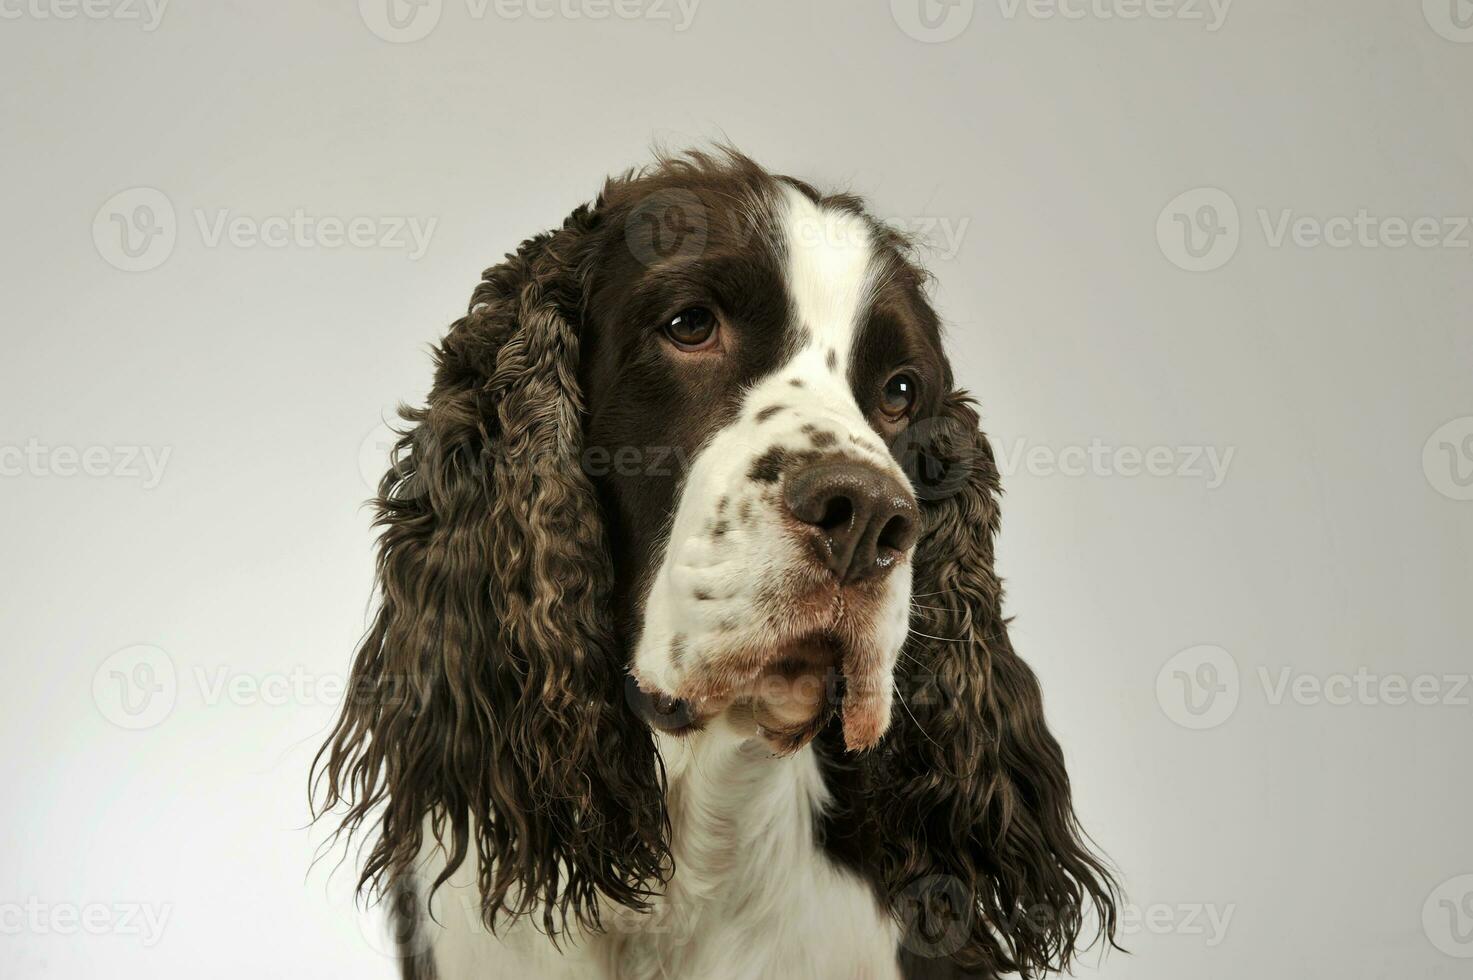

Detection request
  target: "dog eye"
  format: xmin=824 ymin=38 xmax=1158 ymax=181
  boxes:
xmin=880 ymin=372 xmax=917 ymax=419
xmin=663 ymin=307 xmax=718 ymax=350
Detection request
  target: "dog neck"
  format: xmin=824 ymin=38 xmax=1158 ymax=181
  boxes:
xmin=594 ymin=721 xmax=899 ymax=978
xmin=658 ymin=721 xmax=829 ymax=899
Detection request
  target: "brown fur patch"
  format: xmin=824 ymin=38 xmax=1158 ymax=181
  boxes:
xmin=749 ymin=447 xmax=790 ymax=483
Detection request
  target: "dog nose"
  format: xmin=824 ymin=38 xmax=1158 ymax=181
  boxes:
xmin=784 ymin=459 xmax=919 ymax=583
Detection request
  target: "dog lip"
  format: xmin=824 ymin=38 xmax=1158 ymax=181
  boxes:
xmin=765 ymin=632 xmax=844 ymax=677
xmin=627 ymin=675 xmax=703 ymax=733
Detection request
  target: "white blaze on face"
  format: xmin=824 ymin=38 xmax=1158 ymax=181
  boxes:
xmin=632 ymin=186 xmax=914 ymax=748
xmin=782 ymin=187 xmax=876 ymax=365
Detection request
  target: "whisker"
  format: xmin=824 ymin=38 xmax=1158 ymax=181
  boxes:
xmin=894 ymin=680 xmax=941 ymax=749
xmin=896 ymin=647 xmax=925 ymax=670
xmin=908 ymin=628 xmax=968 ymax=644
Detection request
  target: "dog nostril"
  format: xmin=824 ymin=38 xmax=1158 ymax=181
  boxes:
xmin=783 ymin=459 xmax=919 ymax=582
xmin=877 ymin=513 xmax=914 ymax=553
xmin=817 ymin=495 xmax=853 ymax=532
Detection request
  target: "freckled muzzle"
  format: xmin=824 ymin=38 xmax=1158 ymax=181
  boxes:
xmin=628 ymin=375 xmax=919 ymax=754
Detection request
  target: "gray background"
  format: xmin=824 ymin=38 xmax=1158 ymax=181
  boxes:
xmin=3 ymin=1 xmax=1471 ymax=977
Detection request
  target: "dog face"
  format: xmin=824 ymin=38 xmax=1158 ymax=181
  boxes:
xmin=578 ymin=174 xmax=947 ymax=753
xmin=315 ymin=150 xmax=1119 ymax=977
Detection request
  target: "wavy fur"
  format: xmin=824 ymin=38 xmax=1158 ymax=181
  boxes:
xmin=311 ymin=213 xmax=670 ymax=941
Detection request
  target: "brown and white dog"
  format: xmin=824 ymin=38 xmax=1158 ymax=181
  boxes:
xmin=313 ymin=149 xmax=1119 ymax=979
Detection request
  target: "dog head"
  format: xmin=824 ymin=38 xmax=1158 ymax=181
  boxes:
xmin=314 ymin=149 xmax=1118 ymax=976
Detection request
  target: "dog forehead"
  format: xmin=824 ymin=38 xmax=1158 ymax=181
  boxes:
xmin=776 ymin=185 xmax=879 ymax=367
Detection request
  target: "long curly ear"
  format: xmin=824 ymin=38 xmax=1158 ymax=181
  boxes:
xmin=311 ymin=215 xmax=669 ymax=939
xmin=823 ymin=393 xmax=1120 ymax=978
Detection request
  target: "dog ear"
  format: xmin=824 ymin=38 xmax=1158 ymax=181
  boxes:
xmin=312 ymin=212 xmax=670 ymax=939
xmin=823 ymin=392 xmax=1120 ymax=978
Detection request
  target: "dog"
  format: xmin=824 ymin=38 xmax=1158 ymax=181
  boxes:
xmin=313 ymin=149 xmax=1119 ymax=979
